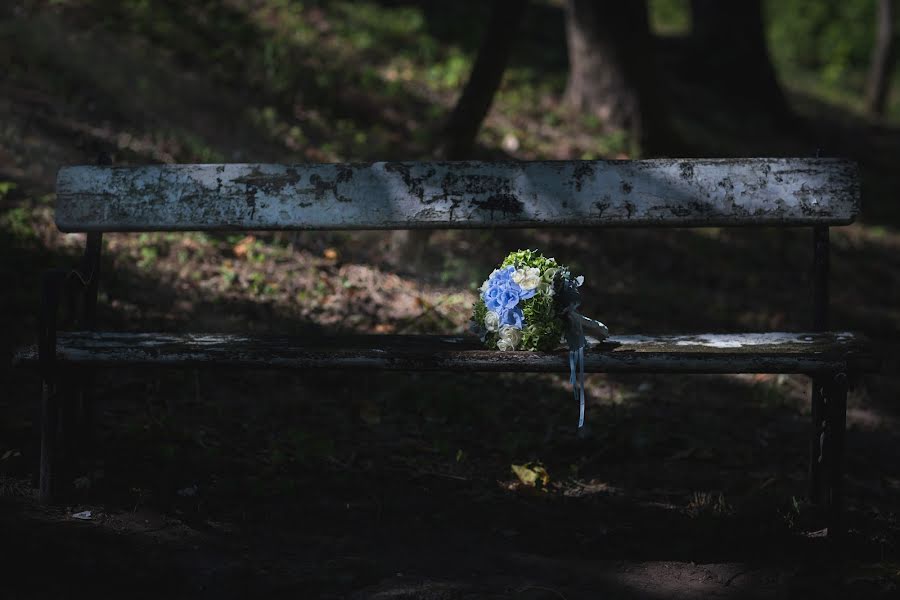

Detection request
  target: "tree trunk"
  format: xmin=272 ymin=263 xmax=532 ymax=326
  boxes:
xmin=563 ymin=0 xmax=672 ymax=156
xmin=866 ymin=0 xmax=897 ymax=117
xmin=690 ymin=0 xmax=792 ymax=124
xmin=397 ymin=1 xmax=527 ymax=267
xmin=438 ymin=0 xmax=528 ymax=159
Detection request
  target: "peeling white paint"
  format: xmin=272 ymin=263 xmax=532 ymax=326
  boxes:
xmin=55 ymin=159 xmax=860 ymax=232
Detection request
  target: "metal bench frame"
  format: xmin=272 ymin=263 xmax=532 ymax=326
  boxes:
xmin=24 ymin=157 xmax=876 ymax=539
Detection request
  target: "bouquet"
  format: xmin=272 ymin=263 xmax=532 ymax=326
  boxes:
xmin=472 ymin=250 xmax=609 ymax=427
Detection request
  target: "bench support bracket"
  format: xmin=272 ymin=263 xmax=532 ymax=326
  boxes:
xmin=808 ymin=225 xmax=830 ymax=504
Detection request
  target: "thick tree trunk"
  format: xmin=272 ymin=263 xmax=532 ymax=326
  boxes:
xmin=563 ymin=0 xmax=672 ymax=156
xmin=866 ymin=0 xmax=897 ymax=117
xmin=690 ymin=0 xmax=792 ymax=124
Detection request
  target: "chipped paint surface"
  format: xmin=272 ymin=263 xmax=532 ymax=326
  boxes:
xmin=615 ymin=332 xmax=858 ymax=348
xmin=55 ymin=159 xmax=860 ymax=232
xmin=14 ymin=331 xmax=878 ymax=374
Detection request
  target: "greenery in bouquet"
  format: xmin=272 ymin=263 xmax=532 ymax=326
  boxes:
xmin=472 ymin=249 xmax=582 ymax=352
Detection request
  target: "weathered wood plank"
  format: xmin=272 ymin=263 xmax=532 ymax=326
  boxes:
xmin=56 ymin=159 xmax=860 ymax=232
xmin=13 ymin=332 xmax=878 ymax=374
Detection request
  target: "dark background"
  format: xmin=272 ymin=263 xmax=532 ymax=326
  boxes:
xmin=1 ymin=1 xmax=899 ymax=598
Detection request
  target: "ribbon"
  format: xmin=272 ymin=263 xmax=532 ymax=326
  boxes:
xmin=562 ymin=278 xmax=609 ymax=428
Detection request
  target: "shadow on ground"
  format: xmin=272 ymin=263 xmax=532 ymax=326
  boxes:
xmin=2 ymin=1 xmax=900 ymax=598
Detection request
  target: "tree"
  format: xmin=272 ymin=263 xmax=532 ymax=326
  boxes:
xmin=690 ymin=0 xmax=792 ymax=124
xmin=396 ymin=0 xmax=528 ymax=265
xmin=866 ymin=0 xmax=897 ymax=117
xmin=562 ymin=0 xmax=673 ymax=156
xmin=437 ymin=0 xmax=528 ymax=160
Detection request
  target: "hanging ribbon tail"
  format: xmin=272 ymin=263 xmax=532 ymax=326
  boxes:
xmin=565 ymin=308 xmax=608 ymax=429
xmin=578 ymin=346 xmax=585 ymax=428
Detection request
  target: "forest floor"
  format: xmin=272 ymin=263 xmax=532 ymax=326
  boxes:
xmin=2 ymin=1 xmax=900 ymax=598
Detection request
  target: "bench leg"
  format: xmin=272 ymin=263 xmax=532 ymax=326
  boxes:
xmin=39 ymin=380 xmax=59 ymax=504
xmin=809 ymin=376 xmax=826 ymax=504
xmin=824 ymin=372 xmax=848 ymax=539
xmin=80 ymin=376 xmax=95 ymax=463
xmin=59 ymin=374 xmax=82 ymax=499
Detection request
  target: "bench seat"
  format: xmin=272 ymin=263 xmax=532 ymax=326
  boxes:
xmin=15 ymin=331 xmax=877 ymax=374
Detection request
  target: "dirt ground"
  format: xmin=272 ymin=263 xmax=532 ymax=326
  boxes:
xmin=2 ymin=1 xmax=900 ymax=598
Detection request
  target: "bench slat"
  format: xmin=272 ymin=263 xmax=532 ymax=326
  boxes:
xmin=14 ymin=332 xmax=877 ymax=374
xmin=56 ymin=159 xmax=860 ymax=232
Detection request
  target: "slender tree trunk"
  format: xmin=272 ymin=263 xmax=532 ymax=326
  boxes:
xmin=866 ymin=0 xmax=897 ymax=117
xmin=438 ymin=0 xmax=528 ymax=159
xmin=396 ymin=0 xmax=527 ymax=266
xmin=690 ymin=0 xmax=792 ymax=124
xmin=562 ymin=0 xmax=672 ymax=156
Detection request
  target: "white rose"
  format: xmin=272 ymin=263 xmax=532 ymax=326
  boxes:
xmin=497 ymin=325 xmax=522 ymax=351
xmin=513 ymin=267 xmax=541 ymax=290
xmin=483 ymin=310 xmax=500 ymax=332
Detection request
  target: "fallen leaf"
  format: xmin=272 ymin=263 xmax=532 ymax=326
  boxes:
xmin=233 ymin=235 xmax=256 ymax=257
xmin=323 ymin=247 xmax=339 ymax=260
xmin=511 ymin=463 xmax=550 ymax=490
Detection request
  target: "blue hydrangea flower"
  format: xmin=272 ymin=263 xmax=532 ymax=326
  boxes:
xmin=482 ymin=266 xmax=521 ymax=311
xmin=480 ymin=265 xmax=540 ymax=331
xmin=499 ymin=306 xmax=524 ymax=329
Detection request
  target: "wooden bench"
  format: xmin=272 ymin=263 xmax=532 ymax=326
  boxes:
xmin=14 ymin=158 xmax=878 ymax=538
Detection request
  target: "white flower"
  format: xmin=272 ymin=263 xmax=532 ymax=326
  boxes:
xmin=513 ymin=266 xmax=541 ymax=290
xmin=497 ymin=325 xmax=522 ymax=351
xmin=538 ymin=282 xmax=554 ymax=297
xmin=483 ymin=310 xmax=500 ymax=332
xmin=542 ymin=268 xmax=558 ymax=283
xmin=575 ymin=275 xmax=584 ymax=287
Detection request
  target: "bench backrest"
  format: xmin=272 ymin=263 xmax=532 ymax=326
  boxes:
xmin=55 ymin=158 xmax=859 ymax=232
